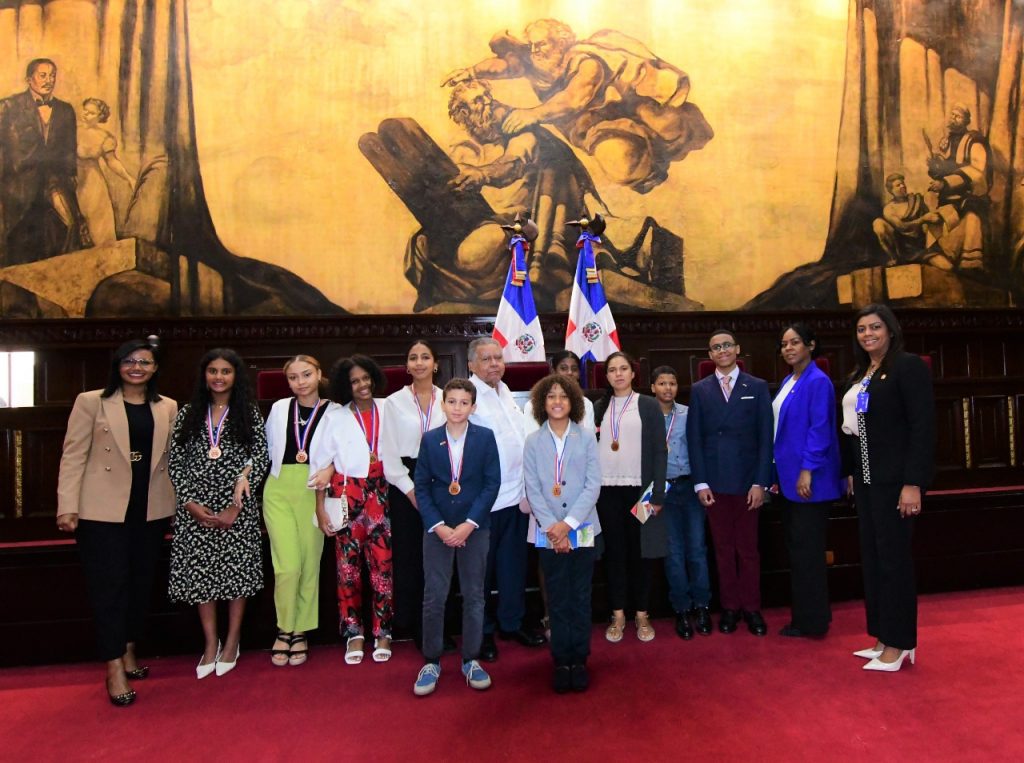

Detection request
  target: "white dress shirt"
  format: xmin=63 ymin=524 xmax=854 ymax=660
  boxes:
xmin=469 ymin=374 xmax=525 ymax=511
xmin=381 ymin=384 xmax=446 ymax=495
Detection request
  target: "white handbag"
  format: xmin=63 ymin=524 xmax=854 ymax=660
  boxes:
xmin=312 ymin=476 xmax=349 ymax=532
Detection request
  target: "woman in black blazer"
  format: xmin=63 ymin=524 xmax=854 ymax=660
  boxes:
xmin=593 ymin=351 xmax=668 ymax=643
xmin=840 ymin=304 xmax=934 ymax=672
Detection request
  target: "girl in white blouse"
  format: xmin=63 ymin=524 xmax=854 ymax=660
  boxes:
xmin=381 ymin=340 xmax=447 ymax=648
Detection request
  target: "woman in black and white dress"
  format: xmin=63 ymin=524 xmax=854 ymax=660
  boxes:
xmin=168 ymin=348 xmax=269 ymax=679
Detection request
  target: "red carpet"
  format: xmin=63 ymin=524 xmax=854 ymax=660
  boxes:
xmin=2 ymin=586 xmax=1021 ymax=762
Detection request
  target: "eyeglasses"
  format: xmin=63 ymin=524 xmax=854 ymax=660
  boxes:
xmin=121 ymin=358 xmax=155 ymax=368
xmin=709 ymin=342 xmax=736 ymax=352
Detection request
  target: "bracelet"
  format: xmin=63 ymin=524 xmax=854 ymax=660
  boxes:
xmin=235 ymin=474 xmax=249 ymax=484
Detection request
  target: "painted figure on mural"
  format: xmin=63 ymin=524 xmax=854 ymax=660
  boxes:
xmin=404 ymin=79 xmax=597 ymax=308
xmin=0 ymin=58 xmax=91 ymax=267
xmin=442 ymin=19 xmax=713 ymax=194
xmin=924 ymin=105 xmax=991 ymax=272
xmin=77 ymin=98 xmax=136 ymax=246
xmin=872 ymin=173 xmax=940 ymax=265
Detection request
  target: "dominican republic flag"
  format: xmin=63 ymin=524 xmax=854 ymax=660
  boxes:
xmin=565 ymin=230 xmax=620 ymax=365
xmin=493 ymin=231 xmax=546 ymax=362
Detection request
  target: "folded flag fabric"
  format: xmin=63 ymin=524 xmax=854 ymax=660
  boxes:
xmin=565 ymin=230 xmax=620 ymax=366
xmin=493 ymin=229 xmax=546 ymax=362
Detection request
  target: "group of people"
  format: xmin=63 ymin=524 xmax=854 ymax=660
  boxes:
xmin=56 ymin=302 xmax=934 ymax=706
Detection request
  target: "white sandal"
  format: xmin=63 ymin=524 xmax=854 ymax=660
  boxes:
xmin=372 ymin=636 xmax=392 ymax=663
xmin=344 ymin=635 xmax=365 ymax=665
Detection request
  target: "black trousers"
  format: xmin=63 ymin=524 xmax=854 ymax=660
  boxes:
xmin=388 ymin=462 xmax=424 ymax=641
xmin=76 ymin=517 xmax=168 ymax=662
xmin=855 ymin=479 xmax=917 ymax=650
xmin=597 ymin=485 xmax=653 ymax=612
xmin=539 ymin=547 xmax=594 ymax=666
xmin=779 ymin=496 xmax=832 ymax=634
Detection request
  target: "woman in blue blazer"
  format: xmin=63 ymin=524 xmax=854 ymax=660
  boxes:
xmin=524 ymin=374 xmax=602 ymax=694
xmin=773 ymin=323 xmax=842 ymax=638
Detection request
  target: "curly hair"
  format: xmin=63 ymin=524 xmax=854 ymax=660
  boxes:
xmin=176 ymin=348 xmax=257 ymax=449
xmin=329 ymin=354 xmax=387 ymax=405
xmin=529 ymin=373 xmax=586 ymax=425
xmin=82 ymin=97 xmax=111 ymax=123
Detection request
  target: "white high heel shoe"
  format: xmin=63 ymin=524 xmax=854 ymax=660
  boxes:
xmin=196 ymin=641 xmax=221 ymax=679
xmin=863 ymin=648 xmax=915 ymax=672
xmin=853 ymin=646 xmax=884 ymax=659
xmin=215 ymin=644 xmax=241 ymax=676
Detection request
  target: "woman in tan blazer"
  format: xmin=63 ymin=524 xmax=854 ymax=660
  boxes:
xmin=57 ymin=338 xmax=177 ymax=707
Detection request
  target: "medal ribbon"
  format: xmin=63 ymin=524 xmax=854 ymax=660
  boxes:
xmin=206 ymin=404 xmax=230 ymax=449
xmin=610 ymin=392 xmax=634 ymax=444
xmin=411 ymin=386 xmax=436 ymax=436
xmin=664 ymin=410 xmax=676 ymax=445
xmin=351 ymin=401 xmax=379 ymax=457
xmin=446 ymin=430 xmax=464 ymax=486
xmin=550 ymin=428 xmax=566 ymax=491
xmin=293 ymin=398 xmax=324 ymax=454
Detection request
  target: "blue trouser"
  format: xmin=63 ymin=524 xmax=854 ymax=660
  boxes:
xmin=663 ymin=477 xmax=712 ymax=613
xmin=483 ymin=505 xmax=528 ymax=633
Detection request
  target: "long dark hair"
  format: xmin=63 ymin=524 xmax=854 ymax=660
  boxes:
xmin=596 ymin=350 xmax=636 ymax=425
xmin=330 ymin=354 xmax=387 ymax=405
xmin=176 ymin=348 xmax=257 ymax=448
xmin=102 ymin=338 xmax=161 ymax=402
xmin=849 ymin=303 xmax=904 ymax=382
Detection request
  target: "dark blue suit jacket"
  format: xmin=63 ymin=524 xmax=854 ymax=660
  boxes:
xmin=414 ymin=422 xmax=500 ymax=531
xmin=686 ymin=370 xmax=773 ymax=495
xmin=773 ymin=362 xmax=843 ymax=503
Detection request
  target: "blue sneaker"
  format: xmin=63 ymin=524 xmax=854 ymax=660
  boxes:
xmin=414 ymin=663 xmax=441 ymax=696
xmin=461 ymin=659 xmax=492 ymax=690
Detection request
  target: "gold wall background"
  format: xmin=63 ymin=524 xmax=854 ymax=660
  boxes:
xmin=185 ymin=0 xmax=848 ymax=313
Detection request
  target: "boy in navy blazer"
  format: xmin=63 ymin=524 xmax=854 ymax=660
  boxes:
xmin=687 ymin=329 xmax=773 ymax=636
xmin=412 ymin=379 xmax=500 ymax=696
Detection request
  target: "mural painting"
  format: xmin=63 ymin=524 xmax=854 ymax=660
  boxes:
xmin=0 ymin=0 xmax=1021 ymax=319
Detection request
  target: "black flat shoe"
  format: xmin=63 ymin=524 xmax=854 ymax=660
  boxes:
xmin=674 ymin=613 xmax=694 ymax=640
xmin=719 ymin=609 xmax=740 ymax=634
xmin=570 ymin=664 xmax=590 ymax=692
xmin=553 ymin=666 xmax=572 ymax=694
xmin=480 ymin=634 xmax=498 ymax=662
xmin=779 ymin=624 xmax=827 ymax=639
xmin=692 ymin=606 xmax=713 ymax=636
xmin=499 ymin=628 xmax=547 ymax=647
xmin=124 ymin=666 xmax=149 ymax=680
xmin=742 ymin=610 xmax=768 ymax=637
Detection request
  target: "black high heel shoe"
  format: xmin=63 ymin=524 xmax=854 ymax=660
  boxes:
xmin=124 ymin=666 xmax=149 ymax=680
xmin=107 ymin=676 xmax=137 ymax=707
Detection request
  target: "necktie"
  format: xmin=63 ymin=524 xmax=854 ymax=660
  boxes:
xmin=721 ymin=376 xmax=732 ymax=401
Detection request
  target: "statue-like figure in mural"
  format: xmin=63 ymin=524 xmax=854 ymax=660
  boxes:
xmin=0 ymin=58 xmax=91 ymax=267
xmin=402 ymin=78 xmax=596 ymax=308
xmin=76 ymin=98 xmax=136 ymax=246
xmin=872 ymin=173 xmax=940 ymax=265
xmin=441 ymin=18 xmax=713 ymax=193
xmin=924 ymin=105 xmax=991 ymax=271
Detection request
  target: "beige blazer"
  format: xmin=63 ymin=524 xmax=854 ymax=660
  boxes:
xmin=57 ymin=389 xmax=178 ymax=522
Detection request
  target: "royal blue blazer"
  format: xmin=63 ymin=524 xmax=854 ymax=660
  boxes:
xmin=414 ymin=422 xmax=500 ymax=531
xmin=773 ymin=362 xmax=843 ymax=503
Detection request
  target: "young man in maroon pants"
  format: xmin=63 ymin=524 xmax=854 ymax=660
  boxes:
xmin=686 ymin=329 xmax=774 ymax=636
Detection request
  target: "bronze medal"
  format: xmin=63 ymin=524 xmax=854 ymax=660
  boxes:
xmin=295 ymin=450 xmax=308 ymax=464
xmin=208 ymin=446 xmax=222 ymax=460
xmin=552 ymin=484 xmax=562 ymax=497
xmin=369 ymin=453 xmax=378 ymax=464
xmin=448 ymin=481 xmax=461 ymax=496
xmin=611 ymin=440 xmax=620 ymax=452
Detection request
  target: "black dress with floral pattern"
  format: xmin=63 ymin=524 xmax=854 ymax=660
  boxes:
xmin=168 ymin=403 xmax=270 ymax=604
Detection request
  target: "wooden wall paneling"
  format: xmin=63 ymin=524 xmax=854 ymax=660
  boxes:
xmin=933 ymin=394 xmax=967 ymax=476
xmin=969 ymin=395 xmax=1013 ymax=469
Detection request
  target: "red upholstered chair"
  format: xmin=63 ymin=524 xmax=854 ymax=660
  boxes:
xmin=697 ymin=358 xmax=746 ymax=381
xmin=256 ymin=369 xmax=291 ymax=400
xmin=382 ymin=366 xmax=407 ymax=395
xmin=918 ymin=354 xmax=933 ymax=373
xmin=586 ymin=359 xmax=642 ymax=390
xmin=814 ymin=357 xmax=831 ymax=376
xmin=502 ymin=362 xmax=551 ymax=392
